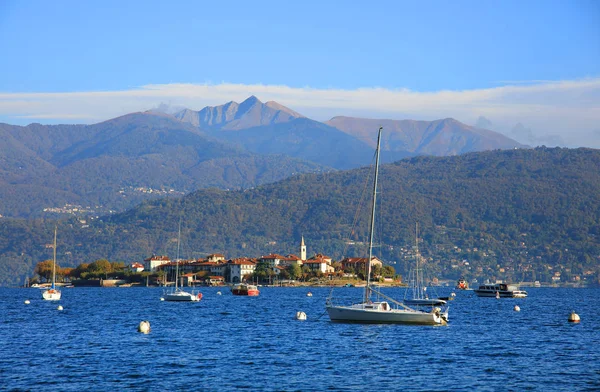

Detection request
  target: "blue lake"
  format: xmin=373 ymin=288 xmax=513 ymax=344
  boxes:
xmin=1 ymin=286 xmax=599 ymax=391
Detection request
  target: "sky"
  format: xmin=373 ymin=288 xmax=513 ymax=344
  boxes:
xmin=0 ymin=0 xmax=598 ymax=147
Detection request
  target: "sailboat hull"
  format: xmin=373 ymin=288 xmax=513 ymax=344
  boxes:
xmin=404 ymin=298 xmax=447 ymax=306
xmin=164 ymin=290 xmax=201 ymax=302
xmin=326 ymin=304 xmax=444 ymax=325
xmin=42 ymin=289 xmax=61 ymax=301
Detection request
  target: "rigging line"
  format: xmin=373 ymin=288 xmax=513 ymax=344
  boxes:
xmin=314 ymin=309 xmax=329 ymax=321
xmin=340 ymin=163 xmax=375 ymax=259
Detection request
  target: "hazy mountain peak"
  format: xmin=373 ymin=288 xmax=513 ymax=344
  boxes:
xmin=265 ymin=101 xmax=305 ymax=118
xmin=175 ymin=96 xmax=304 ymax=131
xmin=326 ymin=115 xmax=524 ymax=155
xmin=241 ymin=95 xmax=262 ymax=105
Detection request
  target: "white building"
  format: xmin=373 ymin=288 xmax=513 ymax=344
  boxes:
xmin=143 ymin=255 xmax=171 ymax=272
xmin=228 ymin=258 xmax=257 ymax=283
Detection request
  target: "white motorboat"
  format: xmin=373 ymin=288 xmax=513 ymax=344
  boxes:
xmin=474 ymin=283 xmax=527 ymax=298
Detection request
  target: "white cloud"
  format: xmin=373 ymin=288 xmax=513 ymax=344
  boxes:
xmin=1 ymin=78 xmax=599 ymax=148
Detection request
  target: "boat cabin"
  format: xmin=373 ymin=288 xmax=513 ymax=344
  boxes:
xmin=364 ymin=301 xmax=390 ymax=311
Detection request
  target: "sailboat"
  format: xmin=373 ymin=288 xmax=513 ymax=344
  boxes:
xmin=326 ymin=127 xmax=447 ymax=325
xmin=163 ymin=221 xmax=201 ymax=302
xmin=42 ymin=226 xmax=62 ymax=301
xmin=403 ymin=223 xmax=447 ymax=307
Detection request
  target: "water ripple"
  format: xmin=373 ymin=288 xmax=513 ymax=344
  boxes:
xmin=1 ymin=287 xmax=600 ymax=391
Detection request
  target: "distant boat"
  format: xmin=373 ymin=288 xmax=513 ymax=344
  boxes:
xmin=325 ymin=127 xmax=447 ymax=326
xmin=163 ymin=221 xmax=201 ymax=302
xmin=404 ymin=223 xmax=447 ymax=308
xmin=231 ymin=283 xmax=260 ymax=296
xmin=456 ymin=278 xmax=469 ymax=290
xmin=474 ymin=283 xmax=527 ymax=298
xmin=42 ymin=226 xmax=61 ymax=301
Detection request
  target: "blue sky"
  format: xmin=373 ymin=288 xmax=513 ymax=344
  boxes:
xmin=0 ymin=0 xmax=599 ymax=147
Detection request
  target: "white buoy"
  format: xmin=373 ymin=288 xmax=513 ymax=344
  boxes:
xmin=307 ymin=292 xmax=313 ymax=297
xmin=568 ymin=311 xmax=580 ymax=323
xmin=160 ymin=297 xmax=164 ymax=301
xmin=24 ymin=300 xmax=30 ymax=304
xmin=57 ymin=305 xmax=63 ymax=311
xmin=451 ymin=292 xmax=456 ymax=297
xmin=514 ymin=305 xmax=520 ymax=312
xmin=217 ymin=291 xmax=222 ymax=295
xmin=296 ymin=311 xmax=307 ymax=320
xmin=138 ymin=320 xmax=151 ymax=334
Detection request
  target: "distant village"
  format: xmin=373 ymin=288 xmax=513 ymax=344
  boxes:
xmin=132 ymin=237 xmax=393 ymax=287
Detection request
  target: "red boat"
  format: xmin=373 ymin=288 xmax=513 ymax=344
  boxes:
xmin=231 ymin=283 xmax=260 ymax=296
xmin=456 ymin=278 xmax=469 ymax=290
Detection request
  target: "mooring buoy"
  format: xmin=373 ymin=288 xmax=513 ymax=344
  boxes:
xmin=57 ymin=305 xmax=63 ymax=311
xmin=514 ymin=305 xmax=520 ymax=312
xmin=296 ymin=311 xmax=307 ymax=320
xmin=138 ymin=320 xmax=151 ymax=334
xmin=568 ymin=311 xmax=580 ymax=323
xmin=24 ymin=300 xmax=30 ymax=305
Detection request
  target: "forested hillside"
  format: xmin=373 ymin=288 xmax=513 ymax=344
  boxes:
xmin=0 ymin=113 xmax=328 ymax=218
xmin=1 ymin=147 xmax=599 ymax=287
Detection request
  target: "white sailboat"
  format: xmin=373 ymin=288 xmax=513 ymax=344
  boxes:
xmin=42 ymin=226 xmax=62 ymax=301
xmin=404 ymin=223 xmax=447 ymax=307
xmin=326 ymin=127 xmax=447 ymax=325
xmin=163 ymin=221 xmax=201 ymax=302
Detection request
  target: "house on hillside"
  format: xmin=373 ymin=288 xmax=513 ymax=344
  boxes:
xmin=207 ymin=253 xmax=226 ymax=263
xmin=259 ymin=254 xmax=287 ymax=268
xmin=340 ymin=256 xmax=383 ymax=273
xmin=282 ymin=254 xmax=303 ymax=266
xmin=228 ymin=258 xmax=257 ymax=283
xmin=303 ymin=256 xmax=335 ymax=274
xmin=129 ymin=262 xmax=145 ymax=273
xmin=143 ymin=255 xmax=171 ymax=271
xmin=309 ymin=253 xmax=332 ymax=265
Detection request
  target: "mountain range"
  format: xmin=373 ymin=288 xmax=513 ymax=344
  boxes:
xmin=0 ymin=96 xmax=525 ymax=218
xmin=1 ymin=146 xmax=598 ymax=287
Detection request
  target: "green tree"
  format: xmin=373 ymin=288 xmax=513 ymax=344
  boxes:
xmin=252 ymin=261 xmax=270 ymax=283
xmin=88 ymin=259 xmax=112 ymax=274
xmin=301 ymin=265 xmax=311 ymax=281
xmin=382 ymin=265 xmax=396 ymax=278
xmin=34 ymin=260 xmax=59 ymax=282
xmin=70 ymin=263 xmax=90 ymax=279
xmin=287 ymin=263 xmax=302 ymax=280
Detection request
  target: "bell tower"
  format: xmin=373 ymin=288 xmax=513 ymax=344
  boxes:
xmin=301 ymin=236 xmax=306 ymax=261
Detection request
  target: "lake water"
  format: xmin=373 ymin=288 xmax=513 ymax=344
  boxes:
xmin=1 ymin=286 xmax=599 ymax=391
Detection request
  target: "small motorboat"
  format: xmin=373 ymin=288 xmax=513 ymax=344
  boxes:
xmin=231 ymin=283 xmax=260 ymax=296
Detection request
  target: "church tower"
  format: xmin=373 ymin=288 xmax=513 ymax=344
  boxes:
xmin=300 ymin=236 xmax=306 ymax=261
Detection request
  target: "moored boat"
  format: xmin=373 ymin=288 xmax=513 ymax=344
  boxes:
xmin=325 ymin=127 xmax=447 ymax=326
xmin=474 ymin=283 xmax=527 ymax=298
xmin=231 ymin=283 xmax=260 ymax=296
xmin=42 ymin=226 xmax=62 ymax=301
xmin=163 ymin=220 xmax=202 ymax=302
xmin=456 ymin=278 xmax=469 ymax=290
xmin=403 ymin=223 xmax=447 ymax=308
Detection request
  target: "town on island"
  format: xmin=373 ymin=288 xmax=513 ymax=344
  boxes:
xmin=30 ymin=237 xmax=398 ymax=288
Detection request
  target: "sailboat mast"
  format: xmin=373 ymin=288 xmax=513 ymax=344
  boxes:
xmin=415 ymin=222 xmax=420 ymax=298
xmin=365 ymin=127 xmax=382 ymax=302
xmin=175 ymin=220 xmax=181 ymax=290
xmin=52 ymin=226 xmax=57 ymax=289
